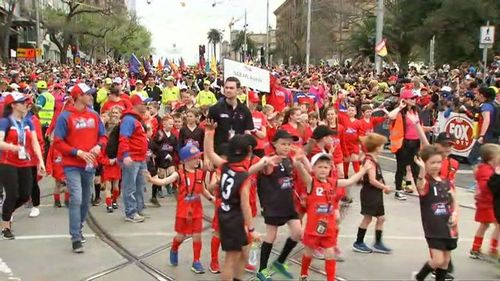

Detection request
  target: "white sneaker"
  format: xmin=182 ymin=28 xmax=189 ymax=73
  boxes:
xmin=29 ymin=207 xmax=40 ymax=218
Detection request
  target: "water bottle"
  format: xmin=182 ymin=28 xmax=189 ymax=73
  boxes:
xmin=248 ymin=242 xmax=260 ymax=267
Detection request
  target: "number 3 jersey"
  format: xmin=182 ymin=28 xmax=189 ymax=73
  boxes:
xmin=304 ymin=178 xmax=338 ymax=238
xmin=218 ymin=163 xmax=250 ymax=217
xmin=419 ymin=177 xmax=457 ymax=239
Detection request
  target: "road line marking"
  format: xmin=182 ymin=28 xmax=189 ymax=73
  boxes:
xmin=13 ymin=234 xmax=96 ymax=240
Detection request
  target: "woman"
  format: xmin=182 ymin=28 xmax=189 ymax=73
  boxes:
xmin=0 ymin=92 xmax=45 ymax=239
xmin=388 ymin=85 xmax=433 ymax=200
xmin=281 ymin=107 xmax=312 ymax=147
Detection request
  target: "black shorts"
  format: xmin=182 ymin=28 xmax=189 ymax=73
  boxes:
xmin=426 ymin=238 xmax=457 ymax=251
xmin=360 ymin=186 xmax=385 ymax=217
xmin=219 ymin=210 xmax=248 ymax=251
xmin=264 ymin=213 xmax=299 ymax=227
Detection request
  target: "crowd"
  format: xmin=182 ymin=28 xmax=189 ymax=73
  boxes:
xmin=0 ymin=57 xmax=499 ymax=281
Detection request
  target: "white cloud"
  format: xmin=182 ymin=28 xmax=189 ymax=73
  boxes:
xmin=135 ymin=0 xmax=285 ymax=64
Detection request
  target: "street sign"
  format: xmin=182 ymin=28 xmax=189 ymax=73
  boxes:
xmin=16 ymin=48 xmax=36 ymax=59
xmin=480 ymin=26 xmax=495 ymax=44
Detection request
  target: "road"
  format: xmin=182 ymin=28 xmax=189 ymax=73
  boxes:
xmin=0 ymin=152 xmax=497 ymax=281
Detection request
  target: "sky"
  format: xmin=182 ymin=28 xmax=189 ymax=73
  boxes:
xmin=134 ymin=0 xmax=285 ymax=64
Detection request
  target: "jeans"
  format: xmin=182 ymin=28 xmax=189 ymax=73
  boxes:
xmin=121 ymin=161 xmax=147 ymax=218
xmin=64 ymin=167 xmax=94 ymax=242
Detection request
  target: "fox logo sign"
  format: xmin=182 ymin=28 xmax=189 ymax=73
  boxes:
xmin=444 ymin=116 xmax=474 ymax=152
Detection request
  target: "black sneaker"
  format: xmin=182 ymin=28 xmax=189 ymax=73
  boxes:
xmin=112 ymin=202 xmax=118 ymax=209
xmin=54 ymin=200 xmax=62 ymax=208
xmin=341 ymin=196 xmax=353 ymax=204
xmin=431 ymin=271 xmax=454 ymax=281
xmin=92 ymin=197 xmax=102 ymax=206
xmin=150 ymin=197 xmax=161 ymax=207
xmin=72 ymin=241 xmax=84 ymax=253
xmin=395 ymin=191 xmax=407 ymax=201
xmin=81 ymin=234 xmax=87 ymax=244
xmin=2 ymin=228 xmax=14 ymax=240
xmin=64 ymin=200 xmax=70 ymax=208
xmin=106 ymin=206 xmax=114 ymax=213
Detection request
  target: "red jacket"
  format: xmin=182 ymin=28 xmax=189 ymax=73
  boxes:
xmin=475 ymin=163 xmax=495 ymax=210
xmin=118 ymin=109 xmax=148 ymax=162
xmin=53 ymin=105 xmax=107 ymax=168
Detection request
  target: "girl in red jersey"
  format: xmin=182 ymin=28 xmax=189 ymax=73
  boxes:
xmin=352 ymin=133 xmax=392 ymax=254
xmin=339 ymin=104 xmax=361 ymax=180
xmin=413 ymin=145 xmax=458 ymax=281
xmin=147 ymin=143 xmax=214 ymax=274
xmin=294 ymin=151 xmax=369 ymax=281
xmin=281 ymin=107 xmax=312 ymax=147
xmin=101 ymin=106 xmax=122 ymax=213
xmin=324 ymin=107 xmax=345 ymax=179
xmin=470 ymin=144 xmax=500 ymax=259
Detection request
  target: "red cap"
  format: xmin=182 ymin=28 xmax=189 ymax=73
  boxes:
xmin=421 ymin=86 xmax=429 ymax=92
xmin=389 ymin=75 xmax=398 ymax=82
xmin=70 ymin=83 xmax=91 ymax=100
xmin=247 ymin=91 xmax=260 ymax=103
xmin=400 ymin=84 xmax=416 ymax=99
xmin=130 ymin=94 xmax=152 ymax=106
xmin=3 ymin=91 xmax=28 ymax=106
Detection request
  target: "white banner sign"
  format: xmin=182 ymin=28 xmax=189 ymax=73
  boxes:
xmin=437 ymin=112 xmax=477 ymax=158
xmin=223 ymin=59 xmax=270 ymax=92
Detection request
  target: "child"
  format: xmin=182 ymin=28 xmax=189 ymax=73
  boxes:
xmin=171 ymin=112 xmax=183 ymax=138
xmin=294 ymin=151 xmax=369 ymax=281
xmin=256 ymin=130 xmax=303 ymax=281
xmin=470 ymin=144 xmax=500 ymax=259
xmin=46 ymin=142 xmax=69 ymax=207
xmin=178 ymin=108 xmax=204 ymax=150
xmin=413 ymin=145 xmax=458 ymax=281
xmin=92 ymin=111 xmax=108 ymax=206
xmin=339 ymin=104 xmax=360 ymax=181
xmin=308 ymin=112 xmax=319 ymax=132
xmin=352 ymin=133 xmax=392 ymax=254
xmin=145 ymin=143 xmax=215 ymax=274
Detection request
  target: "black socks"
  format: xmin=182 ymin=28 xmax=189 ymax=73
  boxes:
xmin=94 ymin=184 xmax=101 ymax=199
xmin=435 ymin=268 xmax=447 ymax=281
xmin=415 ymin=262 xmax=433 ymax=281
xmin=277 ymin=237 xmax=298 ymax=264
xmin=259 ymin=242 xmax=273 ymax=272
xmin=356 ymin=227 xmax=367 ymax=244
xmin=375 ymin=230 xmax=383 ymax=243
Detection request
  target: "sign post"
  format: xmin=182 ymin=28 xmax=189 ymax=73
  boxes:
xmin=479 ymin=21 xmax=495 ymax=72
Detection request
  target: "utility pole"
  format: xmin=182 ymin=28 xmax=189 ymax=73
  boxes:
xmin=305 ymin=0 xmax=311 ymax=73
xmin=374 ymin=0 xmax=384 ymax=75
xmin=265 ymin=0 xmax=269 ymax=66
xmin=429 ymin=35 xmax=435 ymax=68
xmin=243 ymin=8 xmax=248 ymax=62
xmin=34 ymin=0 xmax=42 ymax=62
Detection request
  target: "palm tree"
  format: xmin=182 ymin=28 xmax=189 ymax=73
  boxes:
xmin=207 ymin=28 xmax=223 ymax=61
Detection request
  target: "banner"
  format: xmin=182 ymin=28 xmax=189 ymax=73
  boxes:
xmin=223 ymin=59 xmax=270 ymax=92
xmin=437 ymin=112 xmax=477 ymax=158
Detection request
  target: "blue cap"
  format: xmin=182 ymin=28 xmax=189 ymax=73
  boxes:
xmin=179 ymin=143 xmax=203 ymax=162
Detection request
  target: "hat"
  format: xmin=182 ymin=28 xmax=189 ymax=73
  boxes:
xmin=440 ymin=86 xmax=452 ymax=93
xmin=130 ymin=94 xmax=152 ymax=106
xmin=421 ymin=86 xmax=429 ymax=92
xmin=248 ymin=91 xmax=260 ymax=103
xmin=165 ymin=76 xmax=175 ymax=81
xmin=436 ymin=132 xmax=456 ymax=146
xmin=310 ymin=152 xmax=332 ymax=166
xmin=179 ymin=143 xmax=203 ymax=162
xmin=203 ymin=80 xmax=211 ymax=85
xmin=36 ymin=80 xmax=47 ymax=89
xmin=104 ymin=78 xmax=112 ymax=84
xmin=312 ymin=125 xmax=336 ymax=140
xmin=272 ymin=130 xmax=299 ymax=142
xmin=400 ymin=87 xmax=416 ymax=99
xmin=465 ymin=91 xmax=475 ymax=99
xmin=9 ymin=83 xmax=20 ymax=90
xmin=228 ymin=134 xmax=256 ymax=163
xmin=388 ymin=75 xmax=398 ymax=82
xmin=113 ymin=77 xmax=122 ymax=84
xmin=3 ymin=91 xmax=28 ymax=106
xmin=69 ymin=83 xmax=92 ymax=100
xmin=136 ymin=80 xmax=143 ymax=84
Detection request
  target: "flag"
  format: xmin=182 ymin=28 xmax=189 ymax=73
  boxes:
xmin=143 ymin=57 xmax=152 ymax=73
xmin=375 ymin=38 xmax=387 ymax=57
xmin=180 ymin=57 xmax=186 ymax=71
xmin=163 ymin=57 xmax=171 ymax=73
xmin=210 ymin=56 xmax=217 ymax=76
xmin=156 ymin=59 xmax=163 ymax=72
xmin=169 ymin=59 xmax=179 ymax=73
xmin=128 ymin=53 xmax=141 ymax=74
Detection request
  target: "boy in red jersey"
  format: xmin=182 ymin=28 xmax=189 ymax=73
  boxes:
xmin=470 ymin=144 xmax=500 ymax=259
xmin=146 ymin=143 xmax=215 ymax=274
xmin=294 ymin=151 xmax=369 ymax=281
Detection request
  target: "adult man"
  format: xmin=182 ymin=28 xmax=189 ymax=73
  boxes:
xmin=53 ymin=83 xmax=107 ymax=253
xmin=118 ymin=94 xmax=151 ymax=223
xmin=477 ymin=87 xmax=497 ymax=144
xmin=131 ymin=80 xmax=149 ymax=99
xmin=195 ymin=80 xmax=217 ymax=107
xmin=161 ymin=76 xmax=180 ymax=111
xmin=207 ymin=77 xmax=254 ymax=152
xmin=36 ymin=80 xmax=55 ymax=132
xmin=100 ymin=87 xmax=132 ymax=114
xmin=145 ymin=76 xmax=162 ymax=102
xmin=96 ymin=78 xmax=113 ymax=109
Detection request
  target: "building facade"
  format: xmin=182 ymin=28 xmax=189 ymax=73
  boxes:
xmin=274 ymin=0 xmax=375 ymax=65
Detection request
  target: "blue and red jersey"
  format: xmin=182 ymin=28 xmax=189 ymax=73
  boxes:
xmin=53 ymin=105 xmax=107 ymax=168
xmin=0 ymin=116 xmax=36 ymax=167
xmin=118 ymin=109 xmax=148 ymax=162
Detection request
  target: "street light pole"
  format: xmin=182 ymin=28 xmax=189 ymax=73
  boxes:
xmin=34 ymin=0 xmax=42 ymax=62
xmin=265 ymin=0 xmax=269 ymax=66
xmin=243 ymin=8 xmax=247 ymax=62
xmin=306 ymin=0 xmax=311 ymax=73
xmin=374 ymin=0 xmax=384 ymax=75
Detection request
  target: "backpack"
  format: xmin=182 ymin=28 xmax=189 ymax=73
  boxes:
xmin=490 ymin=102 xmax=500 ymax=138
xmin=105 ymin=114 xmax=138 ymax=159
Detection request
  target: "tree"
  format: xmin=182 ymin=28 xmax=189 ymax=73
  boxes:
xmin=0 ymin=0 xmax=18 ymax=62
xmin=231 ymin=31 xmax=256 ymax=61
xmin=345 ymin=15 xmax=376 ymax=63
xmin=42 ymin=0 xmax=121 ymax=63
xmin=207 ymin=28 xmax=223 ymax=60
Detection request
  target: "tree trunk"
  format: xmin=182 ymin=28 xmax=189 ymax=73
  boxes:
xmin=213 ymin=43 xmax=217 ymax=61
xmin=0 ymin=1 xmax=16 ymax=62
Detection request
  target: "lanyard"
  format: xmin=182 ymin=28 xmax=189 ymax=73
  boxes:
xmin=10 ymin=116 xmax=26 ymax=146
